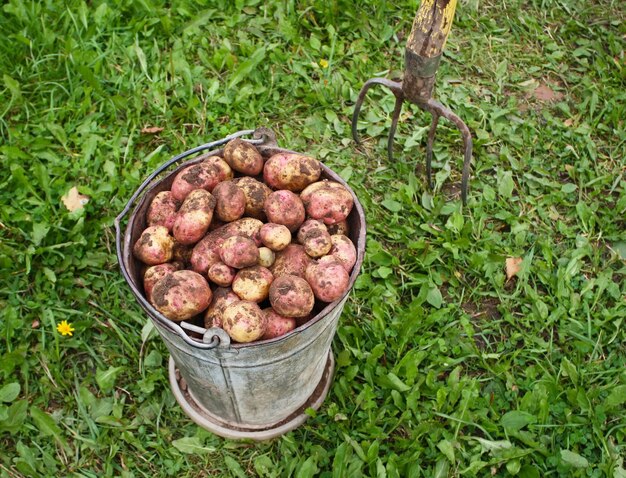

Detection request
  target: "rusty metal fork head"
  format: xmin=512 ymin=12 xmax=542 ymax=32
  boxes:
xmin=352 ymin=0 xmax=473 ymax=204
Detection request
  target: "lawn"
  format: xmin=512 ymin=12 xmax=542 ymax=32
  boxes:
xmin=1 ymin=0 xmax=625 ymax=476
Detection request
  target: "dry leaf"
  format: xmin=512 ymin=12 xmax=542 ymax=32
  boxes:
xmin=141 ymin=126 xmax=164 ymax=134
xmin=61 ymin=186 xmax=89 ymax=212
xmin=532 ymin=84 xmax=564 ymax=102
xmin=505 ymin=257 xmax=523 ymax=280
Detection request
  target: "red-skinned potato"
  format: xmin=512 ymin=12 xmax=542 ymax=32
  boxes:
xmin=261 ymin=308 xmax=296 ymax=339
xmin=327 ymin=219 xmax=350 ymax=236
xmin=258 ymin=247 xmax=275 ymax=267
xmin=202 ymin=156 xmax=233 ymax=182
xmin=223 ymin=218 xmax=263 ymax=246
xmin=171 ymin=162 xmax=222 ymax=201
xmin=143 ymin=262 xmax=182 ymax=303
xmin=270 ymin=244 xmax=312 ymax=279
xmin=329 ymin=234 xmax=357 ymax=272
xmin=223 ymin=139 xmax=264 ymax=176
xmin=301 ymin=180 xmax=354 ymax=225
xmin=173 ymin=189 xmax=216 ymax=245
xmin=220 ymin=235 xmax=259 ymax=269
xmin=263 ymin=153 xmax=321 ymax=192
xmin=297 ymin=219 xmax=332 ymax=258
xmin=222 ymin=301 xmax=267 ymax=343
xmin=208 ymin=262 xmax=236 ymax=287
xmin=190 ymin=229 xmax=228 ymax=275
xmin=190 ymin=218 xmax=262 ymax=275
xmin=133 ymin=226 xmax=175 ymax=265
xmin=233 ymin=177 xmax=271 ymax=220
xmin=305 ymin=256 xmax=350 ymax=303
xmin=264 ymin=190 xmax=305 ymax=232
xmin=259 ymin=223 xmax=291 ymax=251
xmin=232 ymin=266 xmax=273 ymax=302
xmin=151 ymin=270 xmax=212 ymax=321
xmin=212 ymin=181 xmax=246 ymax=222
xmin=204 ymin=287 xmax=239 ymax=328
xmin=147 ymin=191 xmax=180 ymax=231
xmin=269 ymin=275 xmax=315 ymax=318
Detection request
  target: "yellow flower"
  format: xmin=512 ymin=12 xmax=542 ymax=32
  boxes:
xmin=56 ymin=320 xmax=74 ymax=336
xmin=319 ymin=59 xmax=329 ymax=68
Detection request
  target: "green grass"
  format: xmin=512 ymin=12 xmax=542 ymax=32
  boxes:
xmin=1 ymin=0 xmax=625 ymax=476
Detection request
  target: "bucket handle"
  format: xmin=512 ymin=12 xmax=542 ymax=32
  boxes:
xmin=114 ymin=128 xmax=275 ymax=350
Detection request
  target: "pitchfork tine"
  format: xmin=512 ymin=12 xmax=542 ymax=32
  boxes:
xmin=387 ymin=96 xmax=403 ymax=163
xmin=425 ymin=111 xmax=440 ymax=189
xmin=352 ymin=78 xmax=403 ymax=145
xmin=426 ymin=99 xmax=473 ymax=204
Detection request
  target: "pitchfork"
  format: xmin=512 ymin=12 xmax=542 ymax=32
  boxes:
xmin=352 ymin=0 xmax=473 ymax=204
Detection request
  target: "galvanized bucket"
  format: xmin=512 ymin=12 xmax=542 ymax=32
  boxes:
xmin=115 ymin=128 xmax=366 ymax=440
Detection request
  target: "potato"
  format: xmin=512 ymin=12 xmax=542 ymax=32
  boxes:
xmin=173 ymin=189 xmax=216 ymax=245
xmin=143 ymin=262 xmax=182 ymax=303
xmin=223 ymin=138 xmax=264 ymax=176
xmin=263 ymin=153 xmax=321 ymax=192
xmin=212 ymin=181 xmax=246 ymax=222
xmin=232 ymin=266 xmax=273 ymax=302
xmin=261 ymin=308 xmax=296 ymax=340
xmin=233 ymin=177 xmax=272 ymax=220
xmin=171 ymin=162 xmax=223 ymax=201
xmin=147 ymin=191 xmax=180 ymax=231
xmin=133 ymin=226 xmax=175 ymax=265
xmin=259 ymin=223 xmax=291 ymax=251
xmin=222 ymin=301 xmax=267 ymax=343
xmin=264 ymin=190 xmax=305 ymax=232
xmin=220 ymin=235 xmax=259 ymax=269
xmin=223 ymin=217 xmax=263 ymax=246
xmin=190 ymin=228 xmax=229 ymax=275
xmin=327 ymin=219 xmax=350 ymax=236
xmin=202 ymin=156 xmax=233 ymax=182
xmin=172 ymin=241 xmax=193 ymax=264
xmin=269 ymin=275 xmax=315 ymax=318
xmin=204 ymin=287 xmax=239 ymax=329
xmin=270 ymin=244 xmax=312 ymax=279
xmin=297 ymin=219 xmax=331 ymax=258
xmin=301 ymin=180 xmax=354 ymax=225
xmin=208 ymin=262 xmax=236 ymax=287
xmin=258 ymin=247 xmax=275 ymax=267
xmin=151 ymin=270 xmax=212 ymax=321
xmin=305 ymin=256 xmax=350 ymax=303
xmin=329 ymin=234 xmax=357 ymax=272
xmin=190 ymin=219 xmax=262 ymax=274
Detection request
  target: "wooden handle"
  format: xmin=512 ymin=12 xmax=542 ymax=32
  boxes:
xmin=406 ymin=0 xmax=457 ymax=59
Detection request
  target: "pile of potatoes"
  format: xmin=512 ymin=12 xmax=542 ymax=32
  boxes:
xmin=133 ymin=139 xmax=357 ymax=344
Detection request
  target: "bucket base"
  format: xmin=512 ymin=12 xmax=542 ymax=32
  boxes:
xmin=168 ymin=352 xmax=335 ymax=440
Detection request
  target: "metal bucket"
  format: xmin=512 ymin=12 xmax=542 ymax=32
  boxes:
xmin=115 ymin=128 xmax=366 ymax=439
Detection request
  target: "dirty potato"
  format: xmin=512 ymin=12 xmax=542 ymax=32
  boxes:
xmin=223 ymin=139 xmax=264 ymax=176
xmin=305 ymin=256 xmax=350 ymax=303
xmin=212 ymin=181 xmax=246 ymax=222
xmin=150 ymin=270 xmax=212 ymax=321
xmin=133 ymin=225 xmax=175 ymax=265
xmin=264 ymin=190 xmax=305 ymax=232
xmin=220 ymin=235 xmax=259 ymax=269
xmin=222 ymin=300 xmax=267 ymax=343
xmin=263 ymin=152 xmax=321 ymax=192
xmin=147 ymin=191 xmax=180 ymax=232
xmin=204 ymin=287 xmax=239 ymax=329
xmin=269 ymin=275 xmax=315 ymax=318
xmin=173 ymin=189 xmax=216 ymax=245
xmin=232 ymin=266 xmax=273 ymax=302
xmin=233 ymin=177 xmax=272 ymax=220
